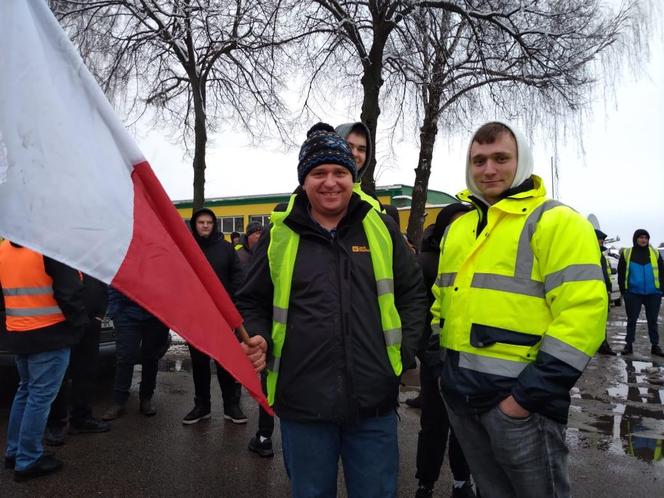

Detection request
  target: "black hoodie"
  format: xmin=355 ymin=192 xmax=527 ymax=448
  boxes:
xmin=190 ymin=208 xmax=244 ymax=299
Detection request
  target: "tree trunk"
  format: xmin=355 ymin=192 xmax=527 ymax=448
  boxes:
xmin=359 ymin=58 xmax=384 ymax=196
xmin=191 ymin=79 xmax=208 ymax=213
xmin=407 ymin=91 xmax=441 ymax=248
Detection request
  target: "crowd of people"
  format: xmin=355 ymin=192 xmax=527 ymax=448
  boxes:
xmin=1 ymin=120 xmax=663 ymax=497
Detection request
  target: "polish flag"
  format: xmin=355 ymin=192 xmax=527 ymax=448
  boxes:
xmin=0 ymin=1 xmax=270 ymax=412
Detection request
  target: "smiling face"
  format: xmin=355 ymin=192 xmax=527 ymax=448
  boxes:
xmin=469 ymin=132 xmax=518 ymax=205
xmin=303 ymin=163 xmax=353 ymax=228
xmin=195 ymin=213 xmax=215 ymax=238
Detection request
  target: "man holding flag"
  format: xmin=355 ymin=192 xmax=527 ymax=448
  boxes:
xmin=237 ymin=123 xmax=426 ymax=498
xmin=0 ymin=0 xmax=270 ymax=428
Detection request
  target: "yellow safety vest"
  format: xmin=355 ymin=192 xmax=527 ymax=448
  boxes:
xmin=353 ymin=183 xmax=384 ymax=213
xmin=265 ymin=194 xmax=402 ymax=405
xmin=624 ymin=246 xmax=660 ymax=290
xmin=431 ymin=176 xmax=607 ymax=378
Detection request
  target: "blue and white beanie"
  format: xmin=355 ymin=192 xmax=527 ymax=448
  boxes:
xmin=297 ymin=122 xmax=357 ymax=185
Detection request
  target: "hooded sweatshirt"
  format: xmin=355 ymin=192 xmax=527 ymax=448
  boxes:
xmin=618 ymin=228 xmax=664 ymax=294
xmin=335 ymin=121 xmax=373 ymax=179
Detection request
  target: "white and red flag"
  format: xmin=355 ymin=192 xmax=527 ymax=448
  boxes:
xmin=0 ymin=1 xmax=270 ymax=412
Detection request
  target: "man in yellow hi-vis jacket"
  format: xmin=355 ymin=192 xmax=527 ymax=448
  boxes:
xmin=431 ymin=122 xmax=607 ymax=498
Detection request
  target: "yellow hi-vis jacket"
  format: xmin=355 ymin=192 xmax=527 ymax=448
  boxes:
xmin=353 ymin=182 xmax=384 ymax=213
xmin=431 ymin=176 xmax=607 ymax=391
xmin=265 ymin=194 xmax=403 ymax=406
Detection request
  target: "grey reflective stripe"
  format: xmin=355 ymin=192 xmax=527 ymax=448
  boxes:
xmin=471 ymin=273 xmax=544 ymax=298
xmin=515 ymin=200 xmax=563 ymax=279
xmin=269 ymin=356 xmax=281 ymax=374
xmin=544 ymin=264 xmax=604 ymax=294
xmin=273 ymin=306 xmax=287 ymax=324
xmin=5 ymin=306 xmax=62 ymax=317
xmin=539 ymin=335 xmax=590 ymax=371
xmin=384 ymin=328 xmax=402 ymax=346
xmin=436 ymin=273 xmax=456 ymax=287
xmin=458 ymin=351 xmax=528 ymax=378
xmin=2 ymin=286 xmax=53 ymax=296
xmin=376 ymin=279 xmax=394 ymax=296
xmin=430 ymin=323 xmax=441 ymax=337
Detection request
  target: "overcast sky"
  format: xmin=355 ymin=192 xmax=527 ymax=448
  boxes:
xmin=137 ymin=29 xmax=664 ymax=249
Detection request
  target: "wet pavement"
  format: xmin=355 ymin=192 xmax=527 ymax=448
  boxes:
xmin=0 ymin=305 xmax=663 ymax=496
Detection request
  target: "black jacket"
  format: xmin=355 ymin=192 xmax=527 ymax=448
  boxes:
xmin=190 ymin=209 xmax=244 ymax=299
xmin=236 ymin=193 xmax=426 ymax=423
xmin=0 ymin=255 xmax=87 ymax=354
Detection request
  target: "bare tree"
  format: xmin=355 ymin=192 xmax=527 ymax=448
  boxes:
xmin=391 ymin=1 xmax=646 ymax=246
xmin=50 ymin=0 xmax=298 ymax=212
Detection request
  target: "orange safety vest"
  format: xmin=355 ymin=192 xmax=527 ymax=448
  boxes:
xmin=0 ymin=240 xmax=66 ymax=331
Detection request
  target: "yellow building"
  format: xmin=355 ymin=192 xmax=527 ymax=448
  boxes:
xmin=174 ymin=184 xmax=457 ymax=237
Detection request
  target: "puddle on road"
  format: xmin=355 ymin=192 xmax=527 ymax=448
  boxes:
xmin=572 ymin=357 xmax=664 ymax=463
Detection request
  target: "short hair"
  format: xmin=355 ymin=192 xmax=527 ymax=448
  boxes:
xmin=350 ymin=123 xmax=368 ymax=139
xmin=471 ymin=122 xmax=515 ymax=145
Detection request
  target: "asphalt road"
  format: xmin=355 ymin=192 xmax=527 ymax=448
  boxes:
xmin=0 ymin=303 xmax=662 ymax=497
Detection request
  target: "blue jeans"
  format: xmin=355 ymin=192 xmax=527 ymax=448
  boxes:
xmin=280 ymin=413 xmax=398 ymax=498
xmin=445 ymin=398 xmax=570 ymax=498
xmin=5 ymin=348 xmax=71 ymax=471
xmin=112 ymin=316 xmax=169 ymax=404
xmin=624 ymin=292 xmax=662 ymax=345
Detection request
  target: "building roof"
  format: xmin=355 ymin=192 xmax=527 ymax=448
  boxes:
xmin=172 ymin=184 xmax=457 ymax=209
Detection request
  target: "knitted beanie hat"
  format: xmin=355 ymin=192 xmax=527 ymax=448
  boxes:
xmin=297 ymin=123 xmax=357 ymax=185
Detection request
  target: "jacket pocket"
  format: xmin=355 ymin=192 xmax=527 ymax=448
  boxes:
xmin=470 ymin=323 xmax=540 ymax=348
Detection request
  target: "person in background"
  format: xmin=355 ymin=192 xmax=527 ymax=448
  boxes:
xmin=101 ymin=289 xmax=170 ymax=420
xmin=0 ymin=241 xmax=87 ymax=481
xmin=618 ymin=228 xmax=664 ymax=357
xmin=45 ymin=273 xmax=111 ymax=445
xmin=595 ymin=229 xmax=617 ymax=356
xmin=181 ymin=208 xmax=247 ymax=425
xmin=236 ymin=221 xmax=264 ymax=271
xmin=231 ymin=231 xmax=242 ymax=249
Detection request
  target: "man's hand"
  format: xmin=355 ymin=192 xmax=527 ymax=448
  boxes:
xmin=498 ymin=395 xmax=530 ymax=419
xmin=241 ymin=335 xmax=268 ymax=373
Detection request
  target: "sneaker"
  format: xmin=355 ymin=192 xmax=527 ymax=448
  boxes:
xmin=101 ymin=403 xmax=126 ymax=421
xmin=248 ymin=435 xmax=274 ymax=457
xmin=452 ymin=481 xmax=477 ymax=498
xmin=651 ymin=345 xmax=664 ymax=357
xmin=139 ymin=397 xmax=157 ymax=417
xmin=182 ymin=405 xmax=211 ymax=425
xmin=44 ymin=426 xmax=67 ymax=447
xmin=14 ymin=454 xmax=63 ymax=482
xmin=405 ymin=393 xmax=423 ymax=409
xmin=68 ymin=417 xmax=111 ymax=434
xmin=621 ymin=343 xmax=633 ymax=355
xmin=415 ymin=484 xmax=433 ymax=498
xmin=223 ymin=404 xmax=248 ymax=424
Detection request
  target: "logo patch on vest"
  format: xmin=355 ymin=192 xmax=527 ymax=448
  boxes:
xmin=352 ymin=245 xmax=370 ymax=253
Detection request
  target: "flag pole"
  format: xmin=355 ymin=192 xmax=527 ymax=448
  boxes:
xmin=236 ymin=324 xmax=252 ymax=344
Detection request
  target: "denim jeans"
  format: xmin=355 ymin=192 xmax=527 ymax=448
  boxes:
xmin=416 ymin=361 xmax=470 ymax=487
xmin=280 ymin=413 xmax=398 ymax=498
xmin=624 ymin=292 xmax=662 ymax=345
xmin=6 ymin=348 xmax=71 ymax=471
xmin=444 ymin=398 xmax=570 ymax=498
xmin=112 ymin=316 xmax=169 ymax=404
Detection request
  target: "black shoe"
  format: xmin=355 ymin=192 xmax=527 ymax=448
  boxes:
xmin=415 ymin=484 xmax=433 ymax=498
xmin=621 ymin=344 xmax=633 ymax=355
xmin=139 ymin=398 xmax=157 ymax=417
xmin=68 ymin=417 xmax=111 ymax=434
xmin=44 ymin=425 xmax=67 ymax=447
xmin=4 ymin=455 xmax=15 ymax=470
xmin=101 ymin=403 xmax=126 ymax=421
xmin=405 ymin=393 xmax=423 ymax=409
xmin=453 ymin=481 xmax=477 ymax=498
xmin=223 ymin=404 xmax=248 ymax=424
xmin=182 ymin=405 xmax=211 ymax=425
xmin=598 ymin=345 xmax=617 ymax=356
xmin=651 ymin=345 xmax=664 ymax=357
xmin=248 ymin=435 xmax=274 ymax=457
xmin=14 ymin=454 xmax=63 ymax=482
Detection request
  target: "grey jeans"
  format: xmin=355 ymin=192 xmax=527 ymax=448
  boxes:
xmin=444 ymin=397 xmax=570 ymax=498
